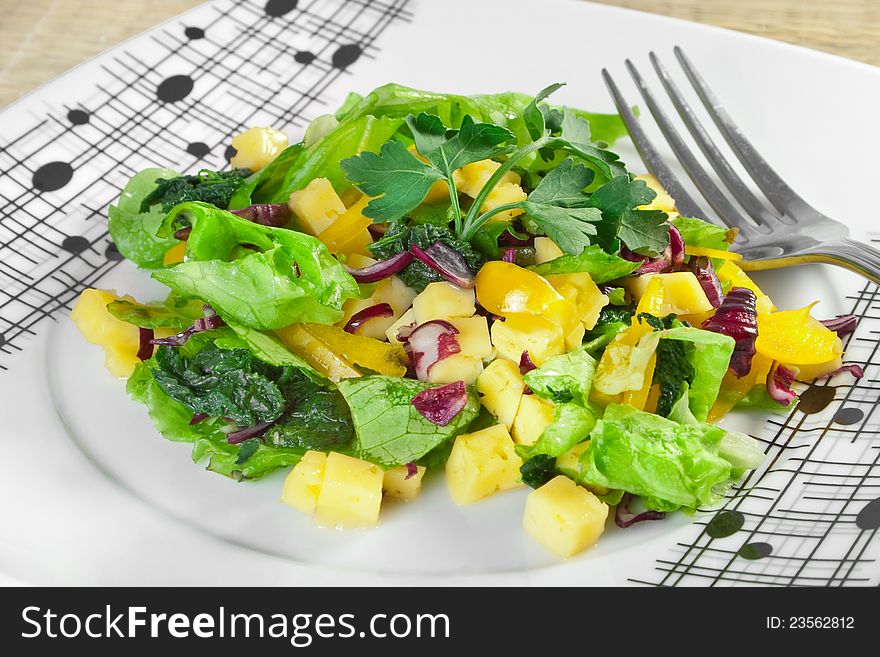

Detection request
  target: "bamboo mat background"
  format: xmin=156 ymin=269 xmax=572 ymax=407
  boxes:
xmin=0 ymin=0 xmax=878 ymax=108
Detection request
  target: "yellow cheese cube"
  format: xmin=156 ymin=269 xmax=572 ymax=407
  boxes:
xmin=511 ymin=394 xmax=555 ymax=446
xmin=453 ymin=159 xmax=520 ymax=197
xmin=491 ymin=314 xmax=565 ymax=366
xmin=635 ymin=173 xmax=676 ymax=213
xmin=428 ymin=354 xmax=484 ymax=385
xmin=480 ymin=182 xmax=527 ymax=222
xmin=281 ymin=450 xmax=327 ymax=515
xmin=476 ymin=358 xmax=525 ymax=429
xmin=385 ymin=308 xmax=416 ymax=345
xmin=412 ymin=282 xmax=475 ymax=324
xmin=523 ymin=475 xmax=609 ymax=558
xmin=446 ymin=424 xmax=523 ymax=505
xmin=314 ymin=452 xmax=384 ymax=528
xmin=340 ymin=276 xmax=417 ymax=341
xmin=446 ymin=316 xmax=492 ymax=360
xmin=535 ymin=237 xmax=564 ymax=265
xmin=382 ymin=465 xmax=427 ymax=501
xmin=288 ymin=178 xmax=346 ymax=236
xmin=230 ymin=126 xmax=288 ymax=172
xmin=627 ymin=271 xmax=713 ymax=317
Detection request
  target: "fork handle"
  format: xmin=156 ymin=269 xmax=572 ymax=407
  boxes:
xmin=806 ymin=238 xmax=880 ymax=286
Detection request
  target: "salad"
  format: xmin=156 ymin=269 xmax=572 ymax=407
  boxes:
xmin=71 ymin=83 xmax=861 ymax=559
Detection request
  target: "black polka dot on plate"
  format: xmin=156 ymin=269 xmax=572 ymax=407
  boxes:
xmin=705 ymin=509 xmax=745 ymax=539
xmin=157 ymin=75 xmax=194 ymax=103
xmin=265 ymin=0 xmax=298 ymax=17
xmin=186 ymin=142 xmax=211 ymax=158
xmin=105 ymin=241 xmax=124 ymax=261
xmin=738 ymin=542 xmax=773 ymax=560
xmin=833 ymin=406 xmax=864 ymax=425
xmin=33 ymin=161 xmax=73 ymax=192
xmin=61 ymin=235 xmax=90 ymax=255
xmin=224 ymin=145 xmax=238 ymax=162
xmin=294 ymin=51 xmax=316 ymax=64
xmin=67 ymin=109 xmax=90 ymax=125
xmin=856 ymin=496 xmax=880 ymax=530
xmin=184 ymin=26 xmax=205 ymax=40
xmin=331 ymin=43 xmax=362 ymax=68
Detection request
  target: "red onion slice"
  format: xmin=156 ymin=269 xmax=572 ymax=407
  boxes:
xmin=702 ymin=287 xmax=758 ymax=377
xmin=412 ymin=380 xmax=468 ymax=426
xmin=151 ymin=305 xmax=226 ymax=347
xmin=519 ymin=350 xmax=537 ymax=375
xmin=190 ymin=412 xmax=208 ymax=425
xmin=502 ymin=247 xmax=517 ymax=263
xmin=344 ymin=251 xmax=413 ymax=283
xmin=822 ymin=363 xmax=865 ymax=380
xmin=615 ymin=493 xmax=666 ymax=528
xmin=404 ymin=462 xmax=419 ymax=480
xmin=820 ymin=315 xmax=858 ymax=337
xmin=226 ymin=421 xmax=274 ymax=445
xmin=137 ymin=328 xmax=155 ymax=361
xmin=231 ymin=203 xmax=291 ymax=227
xmin=669 ymin=224 xmax=685 ymax=268
xmin=343 ymin=303 xmax=394 ymax=334
xmin=411 ymin=242 xmax=475 ymax=289
xmin=766 ymin=362 xmax=799 ymax=406
xmin=402 ymin=320 xmax=460 ymax=381
xmin=689 ymin=256 xmax=724 ymax=308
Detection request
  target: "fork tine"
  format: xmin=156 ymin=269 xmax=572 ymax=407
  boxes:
xmin=623 ymin=59 xmax=760 ymax=236
xmin=674 ymin=46 xmax=816 ymax=219
xmin=648 ymin=52 xmax=779 ymax=227
xmin=600 ymin=68 xmax=708 ymax=222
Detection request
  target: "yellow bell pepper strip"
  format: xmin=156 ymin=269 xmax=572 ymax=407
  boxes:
xmin=634 ymin=276 xmax=666 ymax=317
xmin=707 ymin=353 xmax=773 ymax=422
xmin=162 ymin=240 xmax=187 ymax=266
xmin=623 ymin=352 xmax=657 ymax=411
xmin=716 ymin=261 xmax=774 ymax=315
xmin=545 ymin=272 xmax=609 ymax=330
xmin=755 ymin=304 xmax=843 ymax=365
xmin=317 ymin=196 xmax=373 ymax=256
xmin=593 ymin=318 xmax=660 ymax=398
xmin=684 ymin=245 xmax=742 ymax=261
xmin=476 ymin=261 xmax=578 ymax=334
xmin=275 ymin=323 xmax=409 ymax=381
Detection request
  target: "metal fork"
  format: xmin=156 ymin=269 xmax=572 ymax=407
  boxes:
xmin=602 ymin=47 xmax=880 ymax=285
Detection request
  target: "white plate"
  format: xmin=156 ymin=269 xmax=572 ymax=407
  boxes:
xmin=2 ymin=0 xmax=880 ymax=586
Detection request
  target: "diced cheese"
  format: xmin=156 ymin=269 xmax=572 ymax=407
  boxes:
xmin=230 ymin=126 xmax=288 ymax=171
xmin=383 ymin=465 xmax=426 ymax=502
xmin=490 ymin=314 xmax=565 ymax=366
xmin=288 ymin=178 xmax=346 ymax=236
xmin=446 ymin=424 xmax=523 ymax=505
xmin=314 ymin=452 xmax=384 ymax=528
xmin=446 ymin=316 xmax=493 ymax=360
xmin=412 ymin=282 xmax=475 ymax=324
xmin=386 ymin=308 xmax=416 ymax=345
xmin=511 ymin=394 xmax=555 ymax=446
xmin=340 ymin=276 xmax=417 ymax=341
xmin=523 ymin=475 xmax=609 ymax=558
xmin=428 ymin=354 xmax=484 ymax=385
xmin=281 ymin=451 xmax=327 ymax=515
xmin=534 ymin=237 xmax=564 ymax=265
xmin=476 ymin=358 xmax=525 ymax=430
xmin=453 ymin=159 xmax=520 ymax=197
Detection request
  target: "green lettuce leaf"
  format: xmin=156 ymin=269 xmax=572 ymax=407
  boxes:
xmin=671 ymin=216 xmax=732 ymax=251
xmin=152 ymin=202 xmax=360 ymax=329
xmin=530 ymin=244 xmax=639 ymax=283
xmin=338 ymin=376 xmax=479 ymax=468
xmin=582 ymin=403 xmax=733 ymax=511
xmin=108 ymin=168 xmax=180 ymax=268
xmin=230 ymin=115 xmax=404 ymax=207
xmin=523 ymin=346 xmax=600 ymax=457
xmin=662 ymin=327 xmax=735 ymax=421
